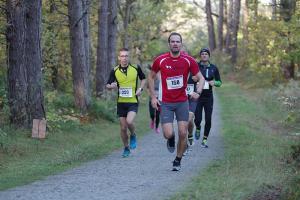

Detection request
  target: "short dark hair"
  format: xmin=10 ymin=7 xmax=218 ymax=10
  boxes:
xmin=119 ymin=47 xmax=129 ymax=52
xmin=168 ymin=32 xmax=182 ymax=43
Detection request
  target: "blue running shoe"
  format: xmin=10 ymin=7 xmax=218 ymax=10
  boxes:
xmin=130 ymin=134 xmax=137 ymax=149
xmin=122 ymin=147 xmax=130 ymax=157
xmin=195 ymin=128 xmax=201 ymax=140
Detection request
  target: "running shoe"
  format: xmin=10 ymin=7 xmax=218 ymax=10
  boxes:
xmin=201 ymin=139 xmax=208 ymax=148
xmin=172 ymin=159 xmax=181 ymax=171
xmin=188 ymin=134 xmax=194 ymax=146
xmin=155 ymin=128 xmax=160 ymax=134
xmin=150 ymin=120 xmax=154 ymax=129
xmin=130 ymin=134 xmax=137 ymax=149
xmin=166 ymin=134 xmax=175 ymax=153
xmin=122 ymin=147 xmax=130 ymax=157
xmin=195 ymin=128 xmax=201 ymax=140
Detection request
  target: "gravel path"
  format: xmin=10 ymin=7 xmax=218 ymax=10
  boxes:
xmin=0 ymin=96 xmax=224 ymax=200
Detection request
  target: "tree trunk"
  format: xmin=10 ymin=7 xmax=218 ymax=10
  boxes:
xmin=253 ymin=0 xmax=258 ymax=21
xmin=242 ymin=0 xmax=249 ymax=44
xmin=108 ymin=0 xmax=118 ymax=73
xmin=6 ymin=0 xmax=45 ymax=127
xmin=225 ymin=0 xmax=233 ymax=54
xmin=6 ymin=0 xmax=28 ymax=126
xmin=82 ymin=0 xmax=92 ymax=103
xmin=280 ymin=0 xmax=296 ymax=21
xmin=217 ymin=0 xmax=224 ymax=51
xmin=272 ymin=0 xmax=277 ymax=20
xmin=24 ymin=0 xmax=45 ymax=122
xmin=121 ymin=0 xmax=135 ymax=48
xmin=95 ymin=0 xmax=109 ymax=97
xmin=282 ymin=31 xmax=295 ymax=79
xmin=68 ymin=0 xmax=90 ymax=113
xmin=230 ymin=0 xmax=241 ymax=64
xmin=206 ymin=0 xmax=216 ymax=51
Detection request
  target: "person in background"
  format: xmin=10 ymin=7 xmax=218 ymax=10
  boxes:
xmin=182 ymin=73 xmax=201 ymax=157
xmin=194 ymin=48 xmax=222 ymax=148
xmin=148 ymin=32 xmax=205 ymax=171
xmin=186 ymin=73 xmax=201 ymax=146
xmin=106 ymin=48 xmax=146 ymax=157
xmin=148 ymin=72 xmax=161 ymax=134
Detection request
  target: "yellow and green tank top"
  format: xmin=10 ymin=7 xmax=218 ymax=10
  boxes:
xmin=108 ymin=64 xmax=145 ymax=103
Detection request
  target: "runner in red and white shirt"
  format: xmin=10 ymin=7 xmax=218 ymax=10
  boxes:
xmin=148 ymin=32 xmax=205 ymax=171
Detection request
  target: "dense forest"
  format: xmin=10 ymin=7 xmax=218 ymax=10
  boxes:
xmin=0 ymin=0 xmax=298 ymax=131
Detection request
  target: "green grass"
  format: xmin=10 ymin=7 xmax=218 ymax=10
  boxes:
xmin=171 ymin=81 xmax=300 ymax=200
xmin=0 ymin=99 xmax=150 ymax=190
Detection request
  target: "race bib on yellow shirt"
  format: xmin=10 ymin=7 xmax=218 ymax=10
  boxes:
xmin=166 ymin=75 xmax=183 ymax=90
xmin=186 ymin=84 xmax=194 ymax=95
xmin=119 ymin=87 xmax=133 ymax=97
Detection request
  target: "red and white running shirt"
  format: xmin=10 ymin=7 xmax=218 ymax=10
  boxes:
xmin=151 ymin=52 xmax=199 ymax=103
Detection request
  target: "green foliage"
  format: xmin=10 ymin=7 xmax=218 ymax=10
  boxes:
xmin=244 ymin=18 xmax=284 ymax=85
xmin=88 ymin=99 xmax=117 ymax=122
xmin=239 ymin=13 xmax=300 ymax=85
xmin=274 ymin=80 xmax=300 ymax=125
xmin=45 ymin=91 xmax=80 ymax=131
xmin=210 ymin=50 xmax=233 ymax=76
xmin=0 ymin=127 xmax=8 ymax=153
xmin=119 ymin=0 xmax=172 ymax=63
xmin=42 ymin=1 xmax=72 ymax=92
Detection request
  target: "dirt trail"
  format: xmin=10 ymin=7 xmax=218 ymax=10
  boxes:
xmin=0 ymin=96 xmax=224 ymax=200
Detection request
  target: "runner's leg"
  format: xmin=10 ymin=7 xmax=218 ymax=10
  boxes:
xmin=119 ymin=117 xmax=129 ymax=147
xmin=177 ymin=121 xmax=188 ymax=157
xmin=162 ymin=123 xmax=174 ymax=139
xmin=203 ymin=98 xmax=213 ymax=140
xmin=126 ymin=111 xmax=137 ymax=135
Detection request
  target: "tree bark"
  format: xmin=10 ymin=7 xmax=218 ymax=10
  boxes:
xmin=95 ymin=0 xmax=109 ymax=97
xmin=121 ymin=0 xmax=135 ymax=48
xmin=242 ymin=0 xmax=249 ymax=44
xmin=225 ymin=0 xmax=233 ymax=54
xmin=6 ymin=0 xmax=28 ymax=126
xmin=24 ymin=0 xmax=45 ymax=121
xmin=108 ymin=0 xmax=118 ymax=73
xmin=68 ymin=0 xmax=91 ymax=113
xmin=6 ymin=0 xmax=45 ymax=127
xmin=217 ymin=0 xmax=224 ymax=51
xmin=82 ymin=0 xmax=92 ymax=103
xmin=271 ymin=0 xmax=277 ymax=20
xmin=230 ymin=0 xmax=241 ymax=63
xmin=206 ymin=0 xmax=216 ymax=51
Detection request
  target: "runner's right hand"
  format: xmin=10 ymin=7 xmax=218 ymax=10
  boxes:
xmin=110 ymin=82 xmax=117 ymax=89
xmin=151 ymin=97 xmax=160 ymax=110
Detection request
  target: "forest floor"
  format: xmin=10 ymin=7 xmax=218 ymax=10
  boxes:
xmin=0 ymin=97 xmax=224 ymax=200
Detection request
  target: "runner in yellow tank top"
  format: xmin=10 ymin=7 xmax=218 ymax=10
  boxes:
xmin=106 ymin=48 xmax=146 ymax=157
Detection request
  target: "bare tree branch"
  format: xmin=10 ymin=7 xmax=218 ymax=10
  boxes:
xmin=193 ymin=0 xmax=204 ymax=11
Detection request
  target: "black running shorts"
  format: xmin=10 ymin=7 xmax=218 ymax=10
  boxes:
xmin=117 ymin=103 xmax=138 ymax=117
